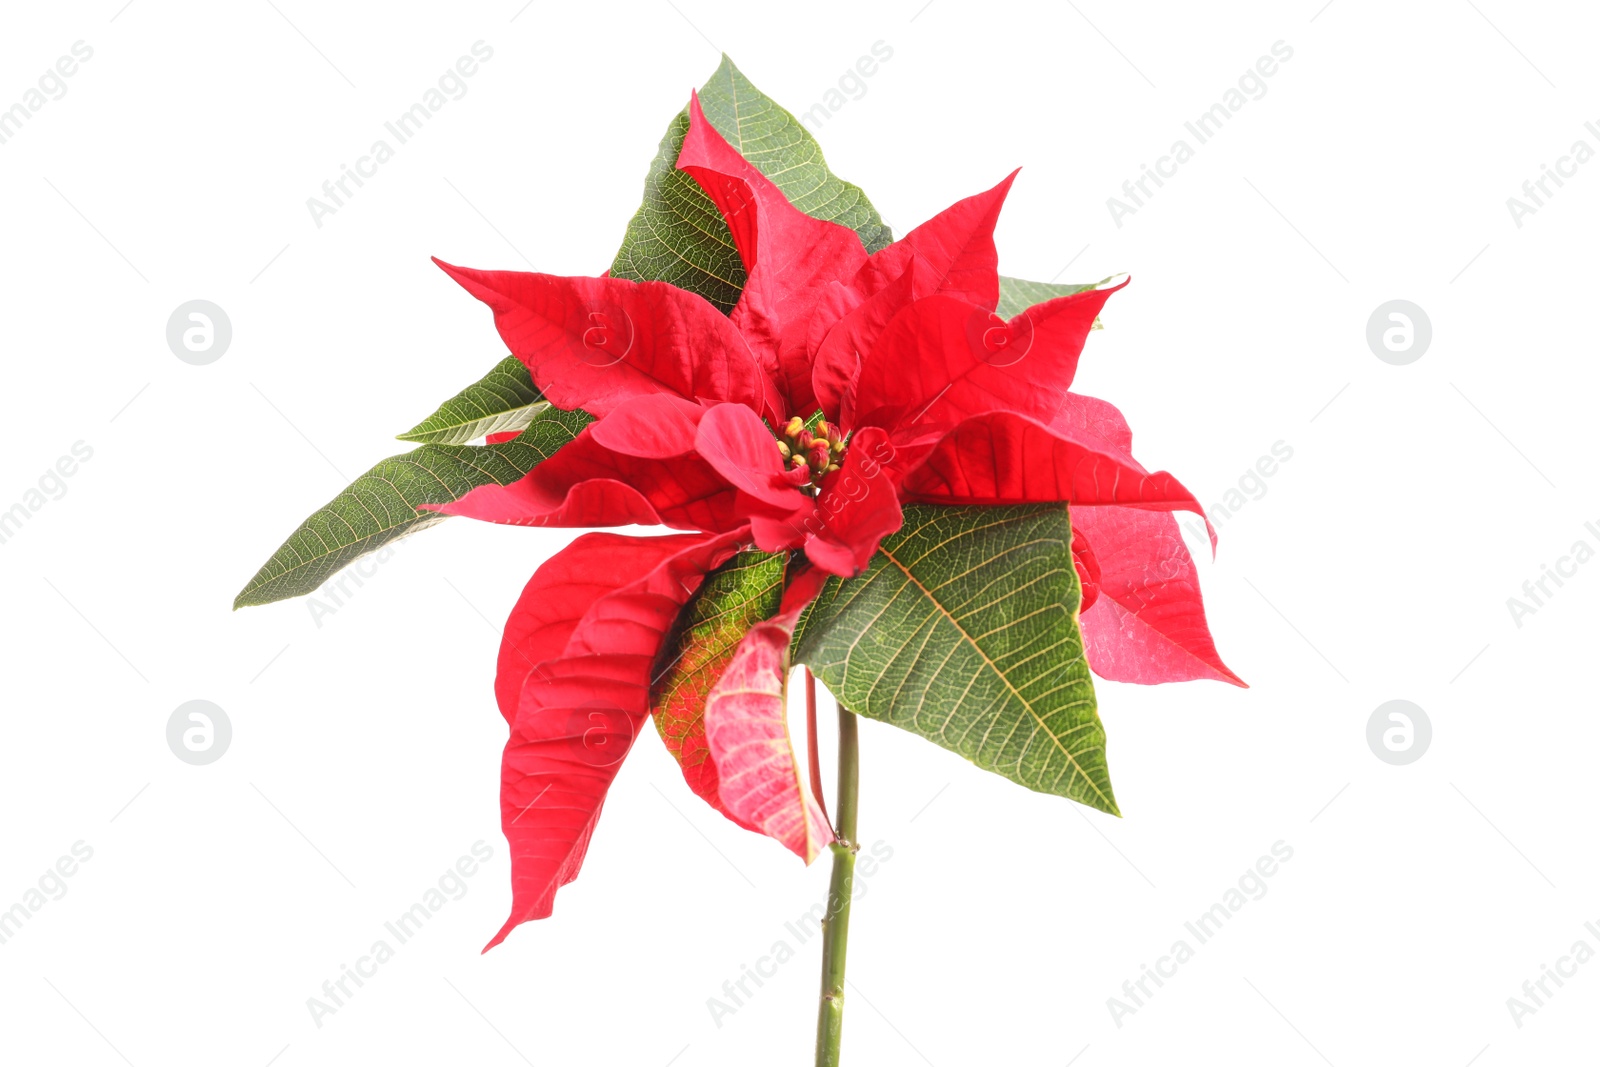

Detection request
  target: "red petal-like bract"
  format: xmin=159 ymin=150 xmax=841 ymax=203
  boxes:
xmin=1073 ymin=505 xmax=1244 ymax=686
xmin=587 ymin=392 xmax=705 ymax=456
xmin=703 ymin=567 xmax=833 ymax=862
xmin=494 ymin=536 xmax=645 ymax=726
xmin=800 ymin=174 xmax=1015 ymax=419
xmin=677 ymin=93 xmax=867 ymax=380
xmin=648 ymin=560 xmax=785 ymax=834
xmin=778 ymin=280 xmax=860 ymax=418
xmin=695 ymin=402 xmax=811 ymax=512
xmin=901 ymin=410 xmax=1210 ymax=522
xmin=850 ymin=171 xmax=1016 ymax=310
xmin=850 ymin=284 xmax=1127 ymax=431
xmin=433 ymin=259 xmax=776 ymax=418
xmin=435 ymin=397 xmax=747 ymax=533
xmin=1071 ymin=523 xmax=1103 ymax=614
xmin=1051 ymin=394 xmax=1241 ymax=685
xmin=489 ymin=528 xmax=748 ymax=949
xmin=1047 ymin=393 xmax=1216 ymax=551
xmin=810 ymin=259 xmax=925 ymax=427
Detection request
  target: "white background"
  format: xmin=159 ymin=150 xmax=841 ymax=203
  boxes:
xmin=1 ymin=1 xmax=1595 ymax=1064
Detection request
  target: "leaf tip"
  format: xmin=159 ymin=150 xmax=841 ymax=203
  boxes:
xmin=431 ymin=256 xmax=471 ymax=287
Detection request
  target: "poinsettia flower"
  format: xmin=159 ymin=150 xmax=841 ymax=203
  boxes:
xmin=423 ymin=90 xmax=1238 ymax=946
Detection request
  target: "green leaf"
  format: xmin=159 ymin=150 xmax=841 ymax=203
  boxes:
xmin=234 ymin=408 xmax=591 ymax=609
xmin=996 ymin=275 xmax=1115 ymax=321
xmin=794 ymin=504 xmax=1115 ymax=814
xmin=397 ymin=355 xmax=547 ymax=445
xmin=651 ymin=550 xmax=789 ymax=804
xmin=609 ymin=55 xmax=892 ymax=312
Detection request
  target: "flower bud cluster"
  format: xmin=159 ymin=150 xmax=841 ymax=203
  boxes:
xmin=777 ymin=415 xmax=845 ymax=489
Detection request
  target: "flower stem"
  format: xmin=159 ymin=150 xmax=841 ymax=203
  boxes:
xmin=815 ymin=696 xmax=859 ymax=1067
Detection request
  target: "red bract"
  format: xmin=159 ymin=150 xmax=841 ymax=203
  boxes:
xmin=426 ymin=92 xmax=1240 ymax=947
xmin=485 ymin=527 xmax=749 ymax=948
xmin=701 ymin=566 xmax=835 ymax=861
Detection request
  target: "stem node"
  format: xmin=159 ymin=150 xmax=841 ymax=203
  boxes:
xmin=815 ymin=695 xmax=859 ymax=1067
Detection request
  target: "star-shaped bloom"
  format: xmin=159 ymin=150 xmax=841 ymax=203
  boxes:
xmin=425 ymin=93 xmax=1239 ymax=947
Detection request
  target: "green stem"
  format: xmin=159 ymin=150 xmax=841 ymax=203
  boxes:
xmin=815 ymin=695 xmax=859 ymax=1067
